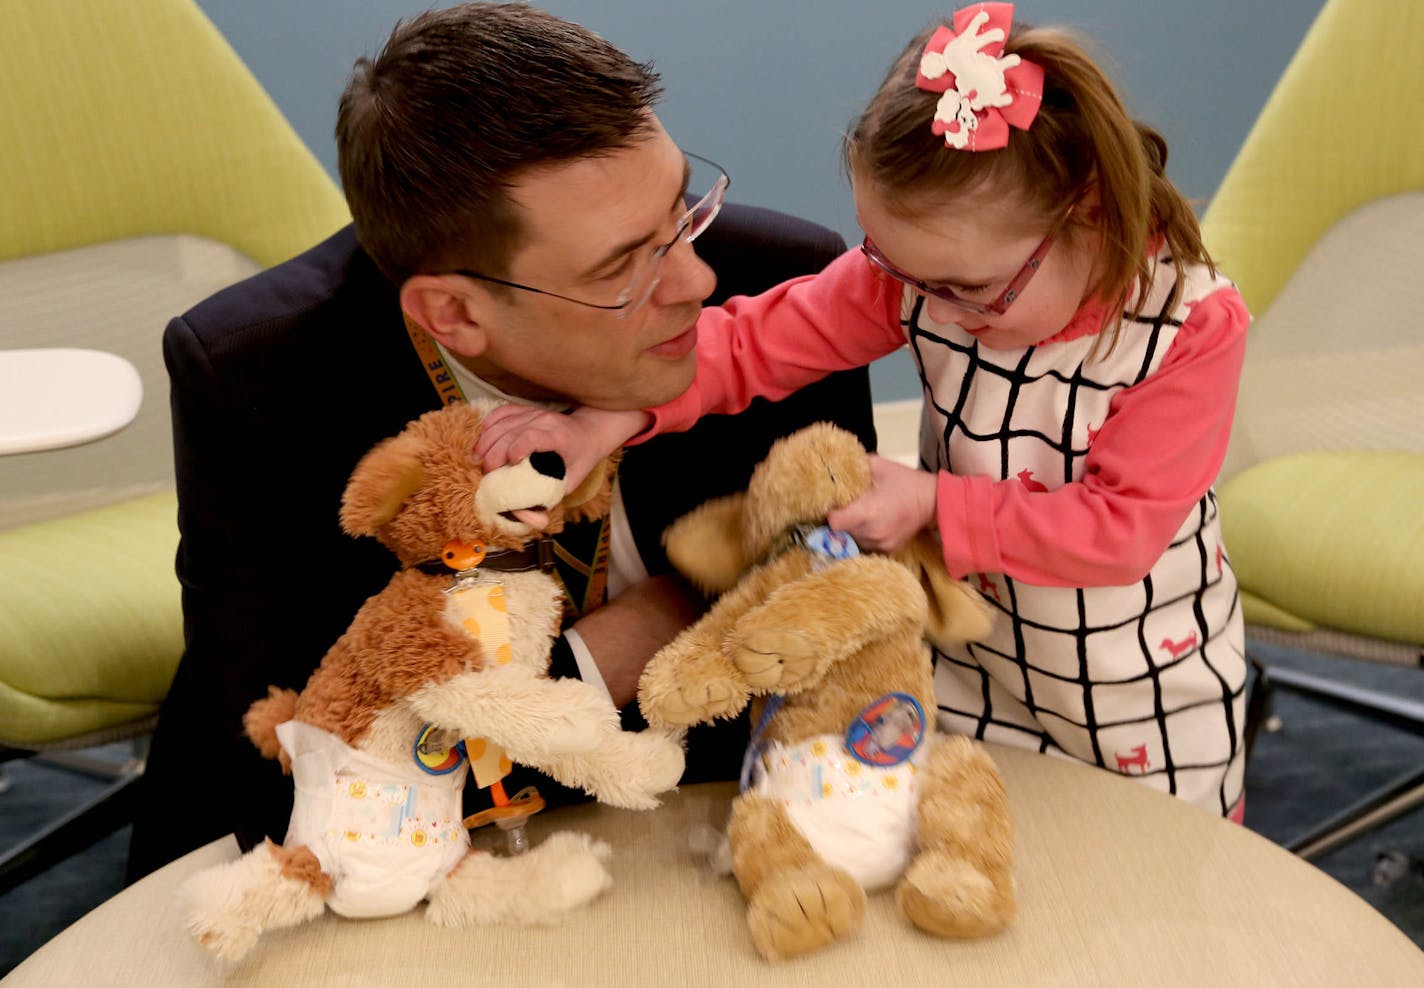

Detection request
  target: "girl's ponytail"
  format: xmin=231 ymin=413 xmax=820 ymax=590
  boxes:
xmin=846 ymin=18 xmax=1215 ymax=350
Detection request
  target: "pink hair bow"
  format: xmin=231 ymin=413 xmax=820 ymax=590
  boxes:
xmin=915 ymin=2 xmax=1044 ymax=151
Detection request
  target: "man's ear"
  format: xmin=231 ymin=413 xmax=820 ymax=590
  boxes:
xmin=662 ymin=494 xmax=750 ymax=595
xmin=400 ymin=274 xmax=490 ymax=356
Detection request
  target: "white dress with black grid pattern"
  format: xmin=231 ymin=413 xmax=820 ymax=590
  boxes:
xmin=908 ymin=257 xmax=1248 ymax=816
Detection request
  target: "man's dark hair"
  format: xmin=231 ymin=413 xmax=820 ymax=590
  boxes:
xmin=336 ymin=2 xmax=663 ymax=284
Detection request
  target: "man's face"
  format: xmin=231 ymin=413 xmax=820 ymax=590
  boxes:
xmin=448 ymin=122 xmax=717 ymax=409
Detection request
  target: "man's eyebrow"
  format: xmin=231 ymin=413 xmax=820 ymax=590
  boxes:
xmin=576 ymin=158 xmax=692 ymax=281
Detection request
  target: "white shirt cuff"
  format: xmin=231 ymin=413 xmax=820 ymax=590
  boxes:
xmin=562 ymin=627 xmax=612 ymax=704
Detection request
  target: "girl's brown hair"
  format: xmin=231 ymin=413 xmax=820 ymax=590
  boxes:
xmin=845 ymin=20 xmax=1213 ymax=348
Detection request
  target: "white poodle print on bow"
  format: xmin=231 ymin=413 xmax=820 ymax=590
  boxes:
xmin=915 ymin=3 xmax=1043 ymax=152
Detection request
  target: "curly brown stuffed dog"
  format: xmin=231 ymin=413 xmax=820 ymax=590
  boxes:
xmin=639 ymin=423 xmax=1015 ymax=961
xmin=182 ymin=400 xmax=683 ymax=962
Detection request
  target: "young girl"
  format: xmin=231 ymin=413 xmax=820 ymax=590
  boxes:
xmin=478 ymin=3 xmax=1251 ymax=819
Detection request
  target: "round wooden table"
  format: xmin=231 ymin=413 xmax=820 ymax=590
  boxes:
xmin=6 ymin=745 xmax=1421 ymax=986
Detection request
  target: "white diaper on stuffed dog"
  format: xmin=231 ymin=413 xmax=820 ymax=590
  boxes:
xmin=277 ymin=719 xmax=469 ymax=918
xmin=750 ymin=734 xmax=923 ymax=891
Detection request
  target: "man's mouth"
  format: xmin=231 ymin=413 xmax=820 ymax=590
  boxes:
xmin=648 ymin=322 xmax=698 ymax=358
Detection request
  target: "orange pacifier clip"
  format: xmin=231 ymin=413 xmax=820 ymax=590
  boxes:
xmin=461 ymin=735 xmax=545 ymax=854
xmin=442 ymin=538 xmax=487 ymax=571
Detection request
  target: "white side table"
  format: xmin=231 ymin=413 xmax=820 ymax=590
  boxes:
xmin=0 ymin=348 xmax=142 ymax=455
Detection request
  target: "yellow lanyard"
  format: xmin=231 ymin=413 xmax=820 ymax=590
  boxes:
xmin=405 ymin=316 xmax=464 ymax=407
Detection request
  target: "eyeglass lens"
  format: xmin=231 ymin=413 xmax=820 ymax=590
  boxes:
xmin=617 ymin=157 xmax=728 ymax=316
xmin=862 ymin=238 xmax=1033 ymax=317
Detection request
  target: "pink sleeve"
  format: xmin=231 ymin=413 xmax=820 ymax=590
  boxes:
xmin=635 ymin=249 xmax=906 ymax=440
xmin=935 ymin=286 xmax=1251 ymax=586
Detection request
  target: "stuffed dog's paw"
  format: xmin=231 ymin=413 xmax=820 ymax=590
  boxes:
xmin=638 ymin=647 xmax=750 ymax=728
xmin=180 ymin=842 xmax=327 ymax=963
xmin=727 ymin=624 xmax=823 ymax=693
xmin=746 ymin=860 xmax=866 ymax=961
xmin=565 ymin=728 xmax=686 ymax=810
xmin=427 ymin=833 xmax=613 ymax=926
xmin=897 ymin=847 xmax=1015 ymax=939
xmin=617 ymin=729 xmax=686 ymax=806
xmin=649 ymin=677 xmax=747 ymax=727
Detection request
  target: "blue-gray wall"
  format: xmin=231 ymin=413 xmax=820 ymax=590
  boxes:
xmin=195 ymin=0 xmax=1325 ymax=400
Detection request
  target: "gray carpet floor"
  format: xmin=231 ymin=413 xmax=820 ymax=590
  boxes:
xmin=2 ymin=643 xmax=1421 ymax=977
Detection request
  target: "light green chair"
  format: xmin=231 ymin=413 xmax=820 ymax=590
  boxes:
xmin=0 ymin=0 xmax=349 ymax=892
xmin=1201 ymin=0 xmax=1424 ymax=859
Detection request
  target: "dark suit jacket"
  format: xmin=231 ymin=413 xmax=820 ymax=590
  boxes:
xmin=127 ymin=204 xmax=876 ymax=882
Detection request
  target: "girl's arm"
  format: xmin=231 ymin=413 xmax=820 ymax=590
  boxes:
xmin=475 ymin=405 xmax=649 ymax=488
xmin=478 ymin=250 xmax=905 ymax=483
xmin=638 ymin=248 xmax=907 ymax=438
xmin=936 ymin=286 xmax=1250 ymax=587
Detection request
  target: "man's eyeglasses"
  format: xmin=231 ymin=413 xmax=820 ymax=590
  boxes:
xmin=453 ymin=152 xmax=729 ymax=319
xmin=860 ymin=203 xmax=1076 ymax=317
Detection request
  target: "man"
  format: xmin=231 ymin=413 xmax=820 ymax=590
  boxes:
xmin=127 ymin=2 xmax=873 ymax=881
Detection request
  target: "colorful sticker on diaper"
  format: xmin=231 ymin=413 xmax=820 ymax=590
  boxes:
xmin=845 ymin=693 xmax=925 ymax=767
xmin=330 ymin=774 xmax=461 ymax=848
xmin=333 ymin=775 xmax=412 ymax=841
xmin=413 ymin=723 xmax=466 ymax=775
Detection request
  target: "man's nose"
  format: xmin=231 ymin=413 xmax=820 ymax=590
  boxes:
xmin=652 ymin=238 xmax=716 ymax=307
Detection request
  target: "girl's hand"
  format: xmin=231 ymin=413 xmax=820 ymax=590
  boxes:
xmin=475 ymin=404 xmax=649 ymax=494
xmin=825 ymin=454 xmax=938 ymax=553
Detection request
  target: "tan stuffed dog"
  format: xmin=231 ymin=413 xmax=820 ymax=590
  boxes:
xmin=638 ymin=423 xmax=1015 ymax=961
xmin=182 ymin=400 xmax=683 ymax=962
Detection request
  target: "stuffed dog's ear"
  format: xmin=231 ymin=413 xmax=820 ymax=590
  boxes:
xmin=563 ymin=459 xmax=609 ymax=509
xmin=560 ymin=451 xmax=622 ymax=523
xmin=339 ymin=432 xmax=426 ymax=537
xmin=662 ymin=493 xmax=751 ymax=595
xmin=896 ymin=532 xmax=995 ymax=647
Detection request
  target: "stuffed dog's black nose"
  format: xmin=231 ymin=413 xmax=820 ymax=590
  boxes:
xmin=529 ymin=451 xmax=566 ymax=480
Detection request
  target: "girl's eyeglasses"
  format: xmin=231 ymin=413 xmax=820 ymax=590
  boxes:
xmin=860 ymin=202 xmax=1077 ymax=317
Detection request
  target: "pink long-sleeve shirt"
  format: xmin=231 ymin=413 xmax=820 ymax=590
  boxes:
xmin=642 ymin=246 xmax=1252 ymax=816
xmin=645 ymin=248 xmax=1249 ymax=588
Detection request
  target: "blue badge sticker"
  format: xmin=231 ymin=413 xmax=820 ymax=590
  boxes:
xmin=802 ymin=526 xmax=860 ymax=561
xmin=845 ymin=693 xmax=925 ymax=767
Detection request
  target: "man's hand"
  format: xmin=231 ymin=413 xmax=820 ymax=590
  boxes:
xmin=569 ymin=574 xmax=707 ymax=708
xmin=475 ymin=404 xmax=649 ymax=494
xmin=825 ymin=454 xmax=938 ymax=553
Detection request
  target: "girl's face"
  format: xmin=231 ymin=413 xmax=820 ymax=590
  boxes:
xmin=854 ymin=177 xmax=1099 ymax=350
